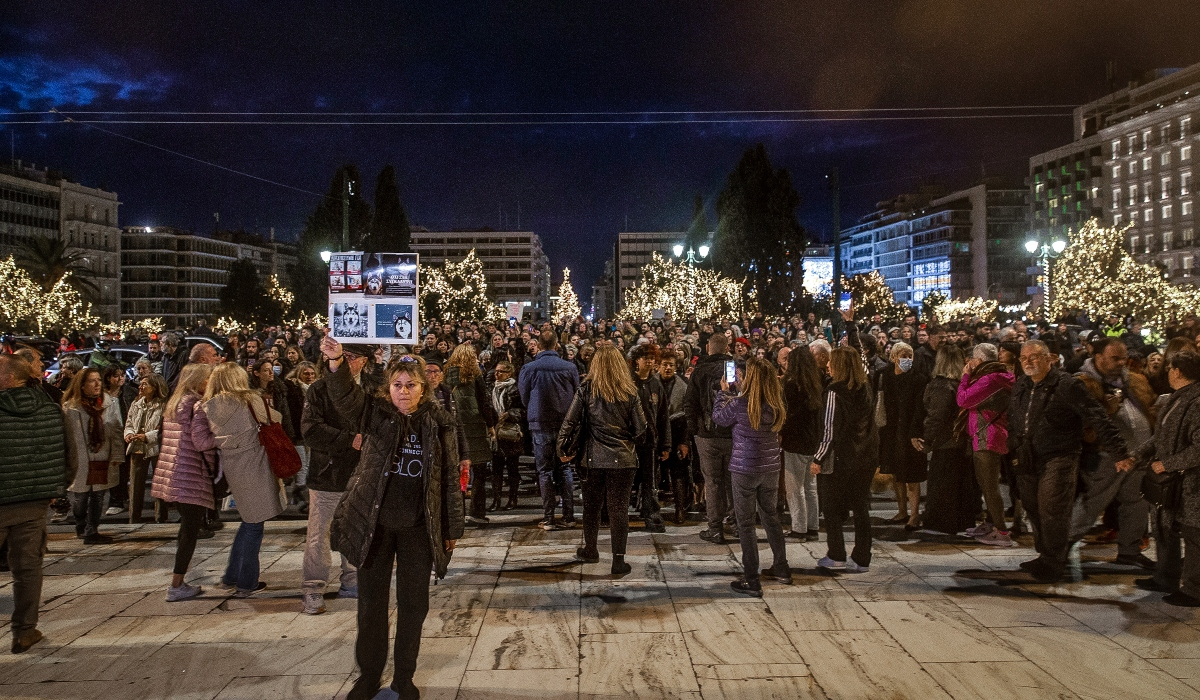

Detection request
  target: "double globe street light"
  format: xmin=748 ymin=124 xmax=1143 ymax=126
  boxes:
xmin=1024 ymin=236 xmax=1067 ymax=311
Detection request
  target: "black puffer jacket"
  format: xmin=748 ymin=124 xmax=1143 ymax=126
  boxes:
xmin=557 ymin=381 xmax=648 ymax=470
xmin=326 ymin=362 xmax=465 ymax=578
xmin=1007 ymin=367 xmax=1127 ymax=471
xmin=301 ymin=375 xmax=359 ymax=493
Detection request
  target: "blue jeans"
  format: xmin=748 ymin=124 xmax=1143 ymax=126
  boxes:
xmin=533 ymin=431 xmax=574 ymax=521
xmin=223 ymin=521 xmax=265 ymax=591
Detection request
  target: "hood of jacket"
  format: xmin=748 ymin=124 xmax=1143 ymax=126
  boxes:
xmin=0 ymin=386 xmax=51 ymax=419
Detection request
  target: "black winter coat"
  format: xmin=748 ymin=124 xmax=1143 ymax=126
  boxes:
xmin=1007 ymin=367 xmax=1128 ymax=471
xmin=557 ymin=381 xmax=648 ymax=470
xmin=326 ymin=362 xmax=465 ymax=578
xmin=301 ymin=375 xmax=359 ymax=493
xmin=923 ymin=376 xmax=966 ymax=452
xmin=1135 ymin=381 xmax=1200 ymax=529
xmin=814 ymin=380 xmax=878 ymax=474
xmin=781 ymin=379 xmax=821 ymax=455
xmin=684 ymin=353 xmax=734 ymax=440
xmin=634 ymin=373 xmax=670 ymax=454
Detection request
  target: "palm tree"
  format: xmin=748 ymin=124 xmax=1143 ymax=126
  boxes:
xmin=15 ymin=234 xmax=99 ymax=299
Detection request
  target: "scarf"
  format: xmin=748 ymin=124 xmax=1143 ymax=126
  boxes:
xmin=492 ymin=378 xmax=515 ymax=416
xmin=80 ymin=395 xmax=107 ymax=452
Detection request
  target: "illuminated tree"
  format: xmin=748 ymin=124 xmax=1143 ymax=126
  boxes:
xmin=265 ymin=275 xmax=295 ymax=317
xmin=842 ymin=271 xmax=909 ymax=323
xmin=933 ymin=297 xmax=999 ymax=325
xmin=420 ymin=249 xmax=505 ymax=323
xmin=0 ymin=256 xmax=98 ymax=335
xmin=622 ymin=252 xmax=743 ymax=320
xmin=1050 ymin=219 xmax=1200 ymax=328
xmin=555 ymin=268 xmax=581 ymax=325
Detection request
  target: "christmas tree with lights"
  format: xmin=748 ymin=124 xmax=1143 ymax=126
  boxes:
xmin=842 ymin=271 xmax=909 ymax=323
xmin=0 ymin=256 xmax=98 ymax=335
xmin=622 ymin=252 xmax=743 ymax=320
xmin=1049 ymin=219 xmax=1200 ymax=328
xmin=420 ymin=249 xmax=505 ymax=323
xmin=555 ymin=268 xmax=581 ymax=324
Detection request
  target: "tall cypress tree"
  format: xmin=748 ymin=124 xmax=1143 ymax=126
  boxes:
xmin=367 ymin=165 xmax=412 ymax=254
xmin=685 ymin=194 xmax=709 ymax=254
xmin=294 ymin=165 xmax=372 ymax=314
xmin=714 ymin=144 xmax=807 ymax=313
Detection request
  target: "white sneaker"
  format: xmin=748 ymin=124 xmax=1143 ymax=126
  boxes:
xmin=817 ymin=556 xmax=846 ymax=570
xmin=843 ymin=559 xmax=870 ymax=573
xmin=976 ymin=529 xmax=1015 ymax=547
xmin=166 ymin=583 xmax=202 ymax=602
xmin=963 ymin=522 xmax=993 ymax=538
xmin=301 ymin=591 xmax=326 ymax=615
xmin=105 ymin=506 xmax=126 ymax=516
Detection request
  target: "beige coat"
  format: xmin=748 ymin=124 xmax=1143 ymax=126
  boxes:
xmin=197 ymin=393 xmax=285 ymax=524
xmin=124 ymin=397 xmax=165 ymax=458
xmin=64 ymin=394 xmax=124 ymax=493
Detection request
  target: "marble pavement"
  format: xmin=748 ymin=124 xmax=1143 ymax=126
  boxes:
xmin=2 ymin=509 xmax=1199 ymax=700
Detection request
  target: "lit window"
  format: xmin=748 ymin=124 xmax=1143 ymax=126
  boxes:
xmin=1111 ymin=139 xmax=1122 ymax=155
xmin=1142 ymin=129 xmax=1152 ymax=149
xmin=1163 ymin=178 xmax=1172 ymax=199
xmin=1185 ymin=227 xmax=1195 ymax=243
xmin=1182 ymin=172 xmax=1192 ymax=196
xmin=1164 ymin=231 xmax=1174 ymax=249
xmin=1145 ymin=233 xmax=1155 ymax=252
xmin=1129 ymin=161 xmax=1137 ymax=176
xmin=1183 ymin=116 xmax=1192 ymax=138
xmin=1145 ymin=209 xmax=1154 ymax=223
xmin=1162 ymin=124 xmax=1171 ymax=143
xmin=1184 ymin=257 xmax=1194 ymax=276
xmin=1184 ymin=201 xmax=1193 ymax=216
xmin=1128 ymin=137 xmax=1136 ymax=156
xmin=1143 ymin=181 xmax=1152 ymax=203
xmin=1165 ymin=204 xmax=1174 ymax=219
xmin=1112 ymin=188 xmax=1122 ymax=204
xmin=1130 ymin=234 xmax=1138 ymax=249
xmin=1129 ymin=185 xmax=1138 ymax=206
xmin=1116 ymin=213 xmax=1125 ymax=226
xmin=1162 ymin=151 xmax=1172 ymax=166
xmin=1112 ymin=165 xmax=1122 ymax=178
xmin=1143 ymin=157 xmax=1152 ymax=171
xmin=1184 ymin=145 xmax=1193 ymax=161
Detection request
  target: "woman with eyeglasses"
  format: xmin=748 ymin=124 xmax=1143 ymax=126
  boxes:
xmin=321 ymin=337 xmax=464 ymax=700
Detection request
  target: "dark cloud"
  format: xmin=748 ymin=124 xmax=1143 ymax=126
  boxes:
xmin=2 ymin=1 xmax=1200 ymax=297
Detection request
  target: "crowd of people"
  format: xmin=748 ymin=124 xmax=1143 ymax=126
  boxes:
xmin=2 ymin=306 xmax=1200 ymax=699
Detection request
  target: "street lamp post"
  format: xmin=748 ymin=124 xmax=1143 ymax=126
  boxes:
xmin=1024 ymin=236 xmax=1067 ymax=313
xmin=673 ymin=244 xmax=710 ymax=316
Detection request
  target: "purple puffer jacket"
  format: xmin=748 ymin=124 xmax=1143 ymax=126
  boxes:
xmin=712 ymin=390 xmax=782 ymax=474
xmin=956 ymin=370 xmax=1014 ymax=454
xmin=151 ymin=393 xmax=218 ymax=509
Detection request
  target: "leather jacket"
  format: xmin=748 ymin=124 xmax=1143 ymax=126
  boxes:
xmin=556 ymin=381 xmax=648 ymax=470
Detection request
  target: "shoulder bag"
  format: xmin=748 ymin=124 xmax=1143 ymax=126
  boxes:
xmin=255 ymin=395 xmax=302 ymax=479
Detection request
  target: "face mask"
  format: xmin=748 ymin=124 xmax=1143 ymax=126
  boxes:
xmin=898 ymin=358 xmax=913 ymax=372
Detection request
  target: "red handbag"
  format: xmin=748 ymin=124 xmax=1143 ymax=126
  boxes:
xmin=255 ymin=395 xmax=301 ymax=479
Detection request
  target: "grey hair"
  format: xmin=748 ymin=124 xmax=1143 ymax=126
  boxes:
xmin=995 ymin=326 xmax=1016 ymax=342
xmin=972 ymin=343 xmax=999 ymax=363
xmin=808 ymin=339 xmax=832 ymax=356
xmin=135 ymin=358 xmax=153 ymax=371
xmin=59 ymin=355 xmax=85 ymax=372
xmin=161 ymin=332 xmax=181 ymax=349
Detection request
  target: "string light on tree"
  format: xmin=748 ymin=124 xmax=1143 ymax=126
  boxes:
xmin=622 ymin=252 xmax=743 ymax=320
xmin=1049 ymin=219 xmax=1200 ymax=328
xmin=265 ymin=275 xmax=295 ymax=317
xmin=419 ymin=249 xmax=506 ymax=323
xmin=554 ymin=268 xmax=581 ymax=324
xmin=842 ymin=271 xmax=908 ymax=323
xmin=99 ymin=318 xmax=165 ymax=337
xmin=0 ymin=256 xmax=98 ymax=335
xmin=932 ymin=297 xmax=999 ymax=325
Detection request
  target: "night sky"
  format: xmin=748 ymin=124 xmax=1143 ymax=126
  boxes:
xmin=4 ymin=2 xmax=1200 ymax=301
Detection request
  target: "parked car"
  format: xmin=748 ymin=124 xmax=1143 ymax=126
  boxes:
xmin=45 ymin=345 xmax=149 ymax=384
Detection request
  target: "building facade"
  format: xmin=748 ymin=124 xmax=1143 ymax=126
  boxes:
xmin=120 ymin=226 xmax=297 ymax=328
xmin=1 ymin=161 xmax=122 ymax=321
xmin=841 ymin=183 xmax=1028 ymax=306
xmin=1030 ymin=62 xmax=1200 ymax=282
xmin=612 ymin=231 xmax=686 ymax=311
xmin=409 ymin=229 xmax=551 ymax=320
